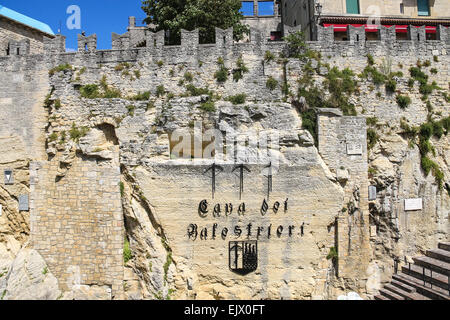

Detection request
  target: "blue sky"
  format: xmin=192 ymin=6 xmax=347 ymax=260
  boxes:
xmin=0 ymin=1 xmax=274 ymax=50
xmin=0 ymin=0 xmax=145 ymax=50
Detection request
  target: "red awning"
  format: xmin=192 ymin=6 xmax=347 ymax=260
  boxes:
xmin=323 ymin=24 xmax=437 ymax=33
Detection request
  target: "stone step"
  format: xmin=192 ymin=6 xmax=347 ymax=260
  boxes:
xmin=413 ymin=256 xmax=450 ymax=276
xmin=374 ymin=294 xmax=389 ymax=300
xmin=385 ymin=283 xmax=430 ymax=300
xmin=379 ymin=288 xmax=405 ymax=300
xmin=384 ymin=284 xmax=414 ymax=300
xmin=393 ymin=274 xmax=450 ymax=300
xmin=438 ymin=242 xmax=450 ymax=252
xmin=391 ymin=279 xmax=416 ymax=293
xmin=402 ymin=263 xmax=449 ymax=290
xmin=426 ymin=248 xmax=450 ymax=263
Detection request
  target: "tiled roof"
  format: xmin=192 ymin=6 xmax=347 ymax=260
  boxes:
xmin=321 ymin=15 xmax=450 ymax=26
xmin=0 ymin=5 xmax=54 ymax=36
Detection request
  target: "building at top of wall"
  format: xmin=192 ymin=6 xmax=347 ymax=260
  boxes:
xmin=240 ymin=0 xmax=283 ymax=40
xmin=0 ymin=5 xmax=55 ymax=56
xmin=282 ymin=0 xmax=450 ymax=40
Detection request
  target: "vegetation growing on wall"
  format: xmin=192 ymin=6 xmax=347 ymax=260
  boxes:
xmin=400 ymin=117 xmax=449 ymax=189
xmin=69 ymin=123 xmax=90 ymax=142
xmin=123 ymin=237 xmax=132 ymax=263
xmin=214 ymin=57 xmax=228 ymax=83
xmin=232 ymin=56 xmax=249 ymax=82
xmin=266 ymin=76 xmax=278 ymax=91
xmin=227 ymin=93 xmax=246 ymax=105
xmin=49 ymin=63 xmax=73 ymax=76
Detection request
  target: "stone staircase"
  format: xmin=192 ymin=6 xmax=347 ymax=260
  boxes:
xmin=375 ymin=242 xmax=450 ymax=300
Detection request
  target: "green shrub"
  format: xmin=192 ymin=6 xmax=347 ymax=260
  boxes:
xmin=198 ymin=101 xmax=216 ymax=112
xmin=156 ymin=85 xmax=165 ymax=97
xmin=396 ymin=95 xmax=411 ymax=109
xmin=80 ymin=84 xmax=100 ymax=99
xmin=266 ymin=76 xmax=278 ymax=91
xmin=227 ymin=93 xmax=247 ymax=105
xmin=360 ymin=66 xmax=385 ymax=85
xmin=48 ymin=132 xmax=58 ymax=142
xmin=432 ymin=121 xmax=444 ymax=138
xmin=433 ymin=56 xmax=439 ymax=62
xmin=214 ymin=66 xmax=228 ymax=83
xmin=366 ymin=117 xmax=378 ymax=126
xmin=409 ymin=67 xmax=428 ymax=82
xmin=326 ymin=247 xmax=338 ymax=261
xmin=407 ymin=78 xmax=415 ymax=88
xmin=163 ymin=251 xmax=173 ymax=283
xmin=232 ymin=56 xmax=249 ymax=82
xmin=184 ymin=72 xmax=193 ymax=82
xmin=127 ymin=105 xmax=136 ymax=117
xmin=367 ymin=54 xmax=375 ymax=66
xmin=131 ymin=91 xmax=150 ymax=101
xmin=134 ymin=70 xmax=141 ymax=79
xmin=367 ymin=128 xmax=379 ymax=150
xmin=264 ymin=50 xmax=275 ymax=62
xmin=124 ymin=237 xmax=132 ymax=263
xmin=385 ymin=79 xmax=397 ymax=93
xmin=301 ymin=109 xmax=317 ymax=145
xmin=284 ymin=31 xmax=307 ymax=59
xmin=419 ymin=122 xmax=433 ymax=140
xmin=185 ymin=84 xmax=210 ymax=96
xmin=430 ymin=68 xmax=438 ymax=74
xmin=49 ymin=63 xmax=72 ymax=76
xmin=54 ymin=99 xmax=62 ymax=109
xmin=69 ymin=123 xmax=89 ymax=142
xmin=418 ymin=138 xmax=434 ymax=156
xmin=115 ymin=62 xmax=131 ymax=71
xmin=442 ymin=116 xmax=450 ymax=133
xmin=423 ymin=60 xmax=431 ymax=67
xmin=157 ymin=60 xmax=164 ymax=67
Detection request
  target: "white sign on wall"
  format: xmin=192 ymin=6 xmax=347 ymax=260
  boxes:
xmin=0 ymin=204 xmax=2 ymax=216
xmin=346 ymin=143 xmax=363 ymax=155
xmin=404 ymin=198 xmax=423 ymax=211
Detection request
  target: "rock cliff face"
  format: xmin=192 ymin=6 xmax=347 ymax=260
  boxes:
xmin=0 ymin=28 xmax=448 ymax=299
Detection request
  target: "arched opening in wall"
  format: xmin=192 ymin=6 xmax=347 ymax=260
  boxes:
xmin=16 ymin=48 xmax=20 ymax=55
xmin=6 ymin=44 xmax=10 ymax=56
xmin=84 ymin=43 xmax=88 ymax=51
xmin=96 ymin=123 xmax=119 ymax=146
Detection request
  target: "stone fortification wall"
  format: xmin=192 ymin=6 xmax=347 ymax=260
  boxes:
xmin=0 ymin=22 xmax=448 ymax=300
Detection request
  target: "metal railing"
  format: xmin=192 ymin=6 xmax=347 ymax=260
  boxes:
xmin=405 ymin=261 xmax=450 ymax=296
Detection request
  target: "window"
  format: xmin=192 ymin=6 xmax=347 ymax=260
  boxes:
xmin=258 ymin=1 xmax=274 ymax=16
xmin=400 ymin=3 xmax=404 ymax=14
xmin=240 ymin=2 xmax=254 ymax=16
xmin=417 ymin=0 xmax=430 ymax=16
xmin=346 ymin=0 xmax=360 ymax=14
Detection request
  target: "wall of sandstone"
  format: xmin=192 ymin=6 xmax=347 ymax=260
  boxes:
xmin=0 ymin=25 xmax=448 ymax=299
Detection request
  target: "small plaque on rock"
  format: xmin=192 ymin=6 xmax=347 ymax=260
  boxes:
xmin=404 ymin=198 xmax=423 ymax=211
xmin=346 ymin=143 xmax=363 ymax=155
xmin=368 ymin=186 xmax=377 ymax=201
xmin=18 ymin=195 xmax=29 ymax=211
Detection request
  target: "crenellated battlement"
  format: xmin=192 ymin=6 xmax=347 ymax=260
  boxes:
xmin=1 ymin=23 xmax=448 ymax=67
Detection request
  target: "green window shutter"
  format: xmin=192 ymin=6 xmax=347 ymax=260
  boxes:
xmin=417 ymin=0 xmax=430 ymax=16
xmin=346 ymin=0 xmax=360 ymax=14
